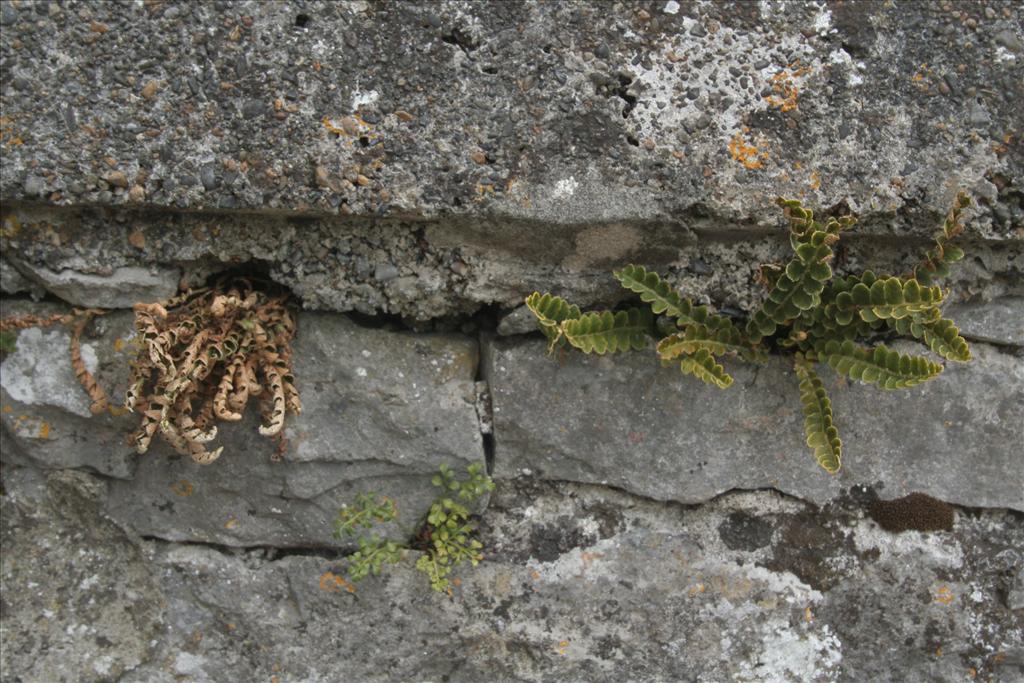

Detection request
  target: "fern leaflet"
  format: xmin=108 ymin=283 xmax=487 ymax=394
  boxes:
xmin=794 ymin=355 xmax=842 ymax=474
xmin=812 ymin=339 xmax=943 ymax=389
xmin=525 ymin=292 xmax=582 ymax=351
xmin=561 ymin=308 xmax=654 ymax=355
xmin=676 ymin=348 xmax=733 ymax=389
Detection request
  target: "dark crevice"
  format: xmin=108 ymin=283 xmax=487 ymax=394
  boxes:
xmin=139 ymin=534 xmax=343 ymax=561
xmin=441 ymin=27 xmax=478 ymax=53
xmin=475 ymin=331 xmax=497 ymax=476
xmin=615 ymin=73 xmax=638 ymax=119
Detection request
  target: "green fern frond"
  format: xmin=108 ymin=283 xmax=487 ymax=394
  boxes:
xmin=778 ymin=197 xmax=856 ymax=248
xmin=746 ymin=230 xmax=837 ymax=342
xmin=912 ymin=193 xmax=970 ymax=286
xmin=833 ymin=276 xmax=945 ymax=323
xmin=794 ymin=355 xmax=842 ymax=474
xmin=614 ymin=264 xmax=733 ymax=330
xmin=887 ymin=316 xmax=971 ymax=362
xmin=812 ymin=339 xmax=943 ymax=389
xmin=613 ymin=264 xmax=687 ymax=318
xmin=657 ymin=323 xmax=765 ymax=362
xmin=561 ymin=308 xmax=654 ymax=355
xmin=525 ymin=292 xmax=582 ymax=351
xmin=676 ymin=348 xmax=733 ymax=389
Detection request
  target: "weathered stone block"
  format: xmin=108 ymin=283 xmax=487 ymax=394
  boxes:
xmin=486 ymin=337 xmax=1024 ymax=511
xmin=11 ymin=262 xmax=181 ymax=308
xmin=1 ymin=307 xmax=485 ymax=546
xmin=945 ymin=296 xmax=1024 ymax=347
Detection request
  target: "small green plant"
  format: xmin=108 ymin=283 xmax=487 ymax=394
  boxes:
xmin=333 ymin=493 xmax=402 ymax=581
xmin=0 ymin=329 xmax=17 ymax=355
xmin=526 ymin=194 xmax=973 ymax=474
xmin=332 ymin=463 xmax=494 ymax=593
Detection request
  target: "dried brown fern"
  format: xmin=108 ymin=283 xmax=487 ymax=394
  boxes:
xmin=126 ymin=278 xmax=300 ymax=464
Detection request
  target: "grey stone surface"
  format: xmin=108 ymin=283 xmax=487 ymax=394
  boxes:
xmin=0 ymin=256 xmax=44 ymax=298
xmin=0 ymin=309 xmax=139 ymax=478
xmin=0 ymin=468 xmax=162 ymax=683
xmin=1 ymin=304 xmax=485 ymax=547
xmin=10 ymin=262 xmax=181 ymax=308
xmin=487 ymin=337 xmax=1024 ymax=511
xmin=3 ymin=469 xmax=1021 ymax=683
xmin=0 ymin=1 xmax=1020 ymax=241
xmin=945 ymin=296 xmax=1024 ymax=347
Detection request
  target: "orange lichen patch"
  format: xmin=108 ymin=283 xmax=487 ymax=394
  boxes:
xmin=224 ymin=517 xmax=238 ymax=529
xmin=728 ymin=129 xmax=767 ymax=170
xmin=935 ymin=585 xmax=955 ymax=605
xmin=1 ymin=405 xmax=11 ymax=413
xmin=319 ymin=571 xmax=355 ymax=594
xmin=556 ymin=640 xmax=570 ymax=656
xmin=113 ymin=337 xmax=125 ymax=353
xmin=475 ymin=182 xmax=495 ymax=198
xmin=108 ymin=405 xmax=129 ymax=417
xmin=809 ymin=170 xmax=821 ymax=191
xmin=37 ymin=421 xmax=51 ymax=439
xmin=322 ymin=114 xmax=372 ymax=137
xmin=688 ymin=582 xmax=706 ymax=597
xmin=804 ymin=607 xmax=813 ymax=622
xmin=765 ymin=65 xmax=811 ymax=112
xmin=0 ymin=116 xmax=25 ymax=147
xmin=170 ymin=480 xmax=194 ymax=497
xmin=911 ymin=63 xmax=937 ymax=93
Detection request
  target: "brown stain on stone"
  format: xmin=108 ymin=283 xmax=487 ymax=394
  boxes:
xmin=867 ymin=493 xmax=954 ymax=533
xmin=562 ymin=223 xmax=642 ymax=270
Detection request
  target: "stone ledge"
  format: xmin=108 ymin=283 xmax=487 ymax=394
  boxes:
xmin=1 ymin=1 xmax=1020 ymax=238
xmin=486 ymin=336 xmax=1024 ymax=511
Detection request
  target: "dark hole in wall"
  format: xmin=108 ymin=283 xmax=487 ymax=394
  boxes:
xmin=294 ymin=13 xmax=311 ymax=28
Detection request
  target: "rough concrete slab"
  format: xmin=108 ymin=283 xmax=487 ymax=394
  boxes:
xmin=0 ymin=1 xmax=1020 ymax=240
xmin=486 ymin=336 xmax=1024 ymax=511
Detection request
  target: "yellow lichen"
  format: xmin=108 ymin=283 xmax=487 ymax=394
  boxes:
xmin=728 ymin=129 xmax=766 ymax=170
xmin=765 ymin=65 xmax=810 ymax=112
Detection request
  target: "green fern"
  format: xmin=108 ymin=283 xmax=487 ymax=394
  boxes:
xmin=561 ymin=308 xmax=654 ymax=354
xmin=794 ymin=355 xmax=842 ymax=474
xmin=811 ymin=339 xmax=942 ymax=389
xmin=887 ymin=316 xmax=971 ymax=362
xmin=615 ymin=264 xmax=733 ymax=330
xmin=676 ymin=348 xmax=733 ymax=389
xmin=912 ymin=192 xmax=970 ymax=285
xmin=525 ymin=194 xmax=974 ymax=474
xmin=525 ymin=292 xmax=581 ymax=351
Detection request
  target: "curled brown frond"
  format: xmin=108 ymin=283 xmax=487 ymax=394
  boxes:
xmin=126 ymin=277 xmax=300 ymax=464
xmin=69 ymin=312 xmax=110 ymax=415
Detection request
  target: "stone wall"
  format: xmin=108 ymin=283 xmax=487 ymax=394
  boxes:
xmin=2 ymin=1 xmax=1022 ymax=681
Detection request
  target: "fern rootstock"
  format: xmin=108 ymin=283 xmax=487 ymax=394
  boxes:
xmin=526 ymin=194 xmax=974 ymax=474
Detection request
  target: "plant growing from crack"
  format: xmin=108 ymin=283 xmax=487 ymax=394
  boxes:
xmin=525 ymin=194 xmax=973 ymax=474
xmin=125 ymin=277 xmax=301 ymax=464
xmin=333 ymin=462 xmax=495 ymax=593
